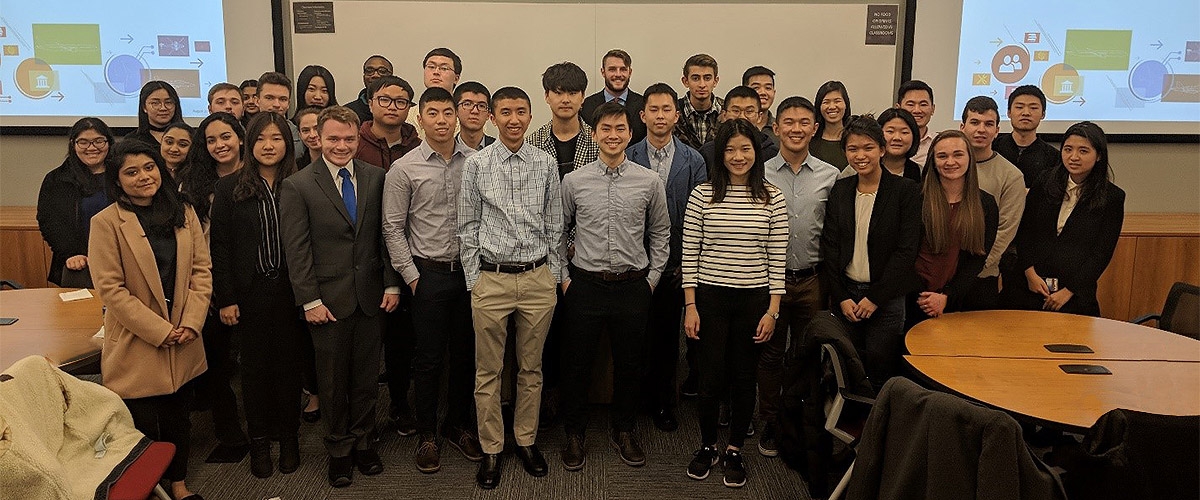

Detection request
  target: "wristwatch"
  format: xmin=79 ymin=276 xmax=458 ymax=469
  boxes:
xmin=767 ymin=310 xmax=779 ymax=320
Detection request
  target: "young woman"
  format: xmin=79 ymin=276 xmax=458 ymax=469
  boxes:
xmin=160 ymin=122 xmax=195 ymax=176
xmin=37 ymin=117 xmax=115 ymax=287
xmin=810 ymin=80 xmax=852 ymax=169
xmin=682 ymin=119 xmax=787 ymax=489
xmin=1014 ymin=121 xmax=1125 ymax=317
xmin=908 ymin=130 xmax=998 ymax=328
xmin=296 ymin=65 xmax=338 ymax=112
xmin=178 ymin=112 xmax=245 ymax=227
xmin=210 ymin=113 xmax=305 ymax=478
xmin=126 ymin=81 xmax=183 ymax=148
xmin=820 ymin=115 xmax=922 ymax=390
xmin=88 ymin=140 xmax=210 ymax=500
xmin=878 ymin=108 xmax=923 ymax=183
xmin=239 ymin=79 xmax=260 ymax=127
xmin=293 ymin=106 xmax=323 ymax=169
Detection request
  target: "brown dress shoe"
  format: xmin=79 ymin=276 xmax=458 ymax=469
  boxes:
xmin=611 ymin=431 xmax=646 ymax=466
xmin=415 ymin=434 xmax=441 ymax=473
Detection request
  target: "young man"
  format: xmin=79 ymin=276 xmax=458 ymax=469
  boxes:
xmin=239 ymin=79 xmax=259 ymax=125
xmin=896 ymin=80 xmax=937 ymax=166
xmin=676 ymin=54 xmax=723 ymax=151
xmin=458 ymin=86 xmax=563 ymax=490
xmin=960 ymin=96 xmax=1027 ymax=311
xmin=742 ymin=66 xmax=778 ymax=143
xmin=558 ymin=101 xmax=670 ymax=472
xmin=581 ymin=49 xmax=646 ymax=145
xmin=346 ymin=55 xmax=394 ymax=124
xmin=256 ymin=72 xmax=304 ymax=156
xmin=279 ymin=106 xmax=401 ymax=488
xmin=994 ymin=85 xmax=1060 ymax=187
xmin=626 ymin=83 xmax=707 ymax=433
xmin=355 ymin=75 xmax=421 ymax=170
xmin=383 ymin=87 xmax=483 ymax=474
xmin=408 ymin=48 xmax=463 ymax=139
xmin=698 ymin=86 xmax=779 ymax=171
xmin=207 ymin=82 xmax=244 ymax=121
xmin=454 ymin=81 xmax=496 ymax=151
xmin=528 ymin=62 xmax=600 ymax=178
xmin=757 ymin=96 xmax=840 ymax=457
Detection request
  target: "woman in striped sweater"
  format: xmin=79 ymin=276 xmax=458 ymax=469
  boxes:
xmin=681 ymin=118 xmax=788 ymax=488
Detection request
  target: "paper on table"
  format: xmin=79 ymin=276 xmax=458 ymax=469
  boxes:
xmin=59 ymin=289 xmax=93 ymax=302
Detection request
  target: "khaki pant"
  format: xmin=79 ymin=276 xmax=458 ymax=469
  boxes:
xmin=471 ymin=265 xmax=557 ymax=454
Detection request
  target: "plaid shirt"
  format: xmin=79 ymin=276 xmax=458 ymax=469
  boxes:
xmin=676 ymin=94 xmax=724 ymax=151
xmin=457 ymin=141 xmax=564 ymax=290
xmin=526 ymin=119 xmax=600 ymax=177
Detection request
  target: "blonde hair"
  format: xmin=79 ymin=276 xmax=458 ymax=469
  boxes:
xmin=921 ymin=130 xmax=987 ymax=255
xmin=316 ymin=105 xmax=360 ymax=133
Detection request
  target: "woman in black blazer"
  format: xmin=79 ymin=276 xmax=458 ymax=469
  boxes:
xmin=209 ymin=112 xmax=305 ymax=478
xmin=1014 ymin=121 xmax=1125 ymax=317
xmin=820 ymin=116 xmax=922 ymax=390
xmin=37 ymin=117 xmax=114 ymax=286
xmin=907 ymin=130 xmax=999 ymax=329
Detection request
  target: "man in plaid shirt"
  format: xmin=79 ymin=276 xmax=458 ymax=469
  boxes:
xmin=675 ymin=54 xmax=724 ymax=151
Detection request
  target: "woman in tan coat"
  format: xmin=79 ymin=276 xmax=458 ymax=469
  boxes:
xmin=89 ymin=139 xmax=211 ymax=500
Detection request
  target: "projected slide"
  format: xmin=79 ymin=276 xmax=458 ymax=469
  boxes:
xmin=0 ymin=0 xmax=226 ymax=119
xmin=955 ymin=0 xmax=1200 ymax=125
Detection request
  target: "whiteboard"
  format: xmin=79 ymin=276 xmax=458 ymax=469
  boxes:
xmin=285 ymin=1 xmax=902 ymax=122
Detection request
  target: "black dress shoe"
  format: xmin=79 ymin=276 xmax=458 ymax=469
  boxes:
xmin=610 ymin=431 xmax=646 ymax=467
xmin=562 ymin=434 xmax=585 ymax=471
xmin=353 ymin=448 xmax=384 ymax=475
xmin=476 ymin=453 xmax=502 ymax=489
xmin=328 ymin=456 xmax=353 ymax=488
xmin=652 ymin=408 xmax=679 ymax=432
xmin=278 ymin=435 xmax=300 ymax=474
xmin=248 ymin=438 xmax=273 ymax=478
xmin=515 ymin=444 xmax=548 ymax=477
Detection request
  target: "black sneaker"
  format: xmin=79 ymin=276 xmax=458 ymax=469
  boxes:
xmin=717 ymin=403 xmax=731 ymax=428
xmin=686 ymin=445 xmax=720 ymax=480
xmin=722 ymin=449 xmax=746 ymax=488
xmin=390 ymin=407 xmax=418 ymax=437
xmin=746 ymin=421 xmax=755 ymax=437
xmin=680 ymin=375 xmax=698 ymax=399
xmin=758 ymin=423 xmax=778 ymax=457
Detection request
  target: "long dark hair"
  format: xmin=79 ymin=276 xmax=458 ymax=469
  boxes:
xmin=61 ymin=117 xmax=115 ymax=193
xmin=104 ymin=140 xmax=185 ymax=228
xmin=296 ymin=65 xmax=338 ymax=109
xmin=233 ymin=113 xmax=297 ymax=202
xmin=709 ymin=119 xmax=770 ymax=204
xmin=814 ymin=80 xmax=852 ymax=138
xmin=178 ymin=112 xmax=245 ymax=222
xmin=136 ymin=81 xmax=183 ymax=133
xmin=1044 ymin=121 xmax=1114 ymax=211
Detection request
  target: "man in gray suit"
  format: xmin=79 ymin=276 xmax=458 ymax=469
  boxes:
xmin=280 ymin=105 xmax=401 ymax=488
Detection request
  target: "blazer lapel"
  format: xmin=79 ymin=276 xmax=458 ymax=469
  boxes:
xmin=169 ymin=218 xmax=193 ymax=325
xmin=353 ymin=162 xmax=371 ymax=233
xmin=117 ymin=206 xmax=169 ymax=316
xmin=312 ymin=159 xmax=354 ymax=227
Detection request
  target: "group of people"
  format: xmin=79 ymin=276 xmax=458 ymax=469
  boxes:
xmin=36 ymin=46 xmax=1125 ymax=498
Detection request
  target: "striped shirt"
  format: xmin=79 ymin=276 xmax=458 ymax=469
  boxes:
xmin=255 ymin=177 xmax=283 ymax=274
xmin=681 ymin=183 xmax=788 ymax=294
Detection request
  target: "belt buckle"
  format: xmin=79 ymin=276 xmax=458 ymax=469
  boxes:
xmin=448 ymin=261 xmax=459 ymax=272
xmin=264 ymin=269 xmax=280 ymax=280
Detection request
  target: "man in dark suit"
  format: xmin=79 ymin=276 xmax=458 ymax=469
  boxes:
xmin=280 ymin=105 xmax=401 ymax=488
xmin=581 ymin=49 xmax=646 ymax=145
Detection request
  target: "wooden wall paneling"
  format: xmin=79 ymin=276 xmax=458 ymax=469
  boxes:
xmin=1128 ymin=237 xmax=1200 ymax=322
xmin=1098 ymin=236 xmax=1138 ymax=320
xmin=0 ymin=229 xmax=50 ymax=288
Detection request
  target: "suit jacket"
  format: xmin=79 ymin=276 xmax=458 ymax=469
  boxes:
xmin=279 ymin=158 xmax=399 ymax=319
xmin=581 ymin=90 xmax=646 ymax=146
xmin=821 ymin=169 xmax=923 ymax=305
xmin=1016 ymin=176 xmax=1125 ymax=314
xmin=88 ymin=203 xmax=211 ymax=399
xmin=526 ymin=119 xmax=600 ymax=175
xmin=209 ymin=175 xmax=292 ymax=309
xmin=627 ymin=136 xmax=707 ymax=268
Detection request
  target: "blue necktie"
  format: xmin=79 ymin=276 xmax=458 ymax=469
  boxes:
xmin=338 ymin=167 xmax=357 ymax=226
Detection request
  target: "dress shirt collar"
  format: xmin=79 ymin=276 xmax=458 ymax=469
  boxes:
xmin=649 ymin=137 xmax=675 ymax=159
xmin=498 ymin=140 xmax=533 ymax=162
xmin=324 ymin=157 xmax=354 ymax=180
xmin=420 ymin=139 xmax=468 ymax=163
xmin=596 ymin=157 xmax=631 ymax=177
xmin=604 ymin=88 xmax=630 ymax=104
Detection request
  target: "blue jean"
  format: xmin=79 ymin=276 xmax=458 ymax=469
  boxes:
xmin=834 ymin=280 xmax=906 ymax=391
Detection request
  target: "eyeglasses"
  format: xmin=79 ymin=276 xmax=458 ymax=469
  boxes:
xmin=364 ymin=66 xmax=392 ymax=76
xmin=458 ymin=101 xmax=488 ymax=112
xmin=424 ymin=63 xmax=455 ymax=74
xmin=74 ymin=137 xmax=109 ymax=149
xmin=146 ymin=99 xmax=175 ymax=109
xmin=375 ymin=96 xmax=411 ymax=109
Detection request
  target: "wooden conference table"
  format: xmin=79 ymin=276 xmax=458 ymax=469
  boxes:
xmin=0 ymin=288 xmax=105 ymax=373
xmin=905 ymin=310 xmax=1200 ymax=432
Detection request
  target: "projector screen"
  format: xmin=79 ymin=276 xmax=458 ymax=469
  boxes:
xmin=914 ymin=0 xmax=1200 ymax=136
xmin=0 ymin=0 xmax=274 ymax=128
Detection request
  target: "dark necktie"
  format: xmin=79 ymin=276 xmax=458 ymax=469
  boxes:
xmin=338 ymin=167 xmax=357 ymax=225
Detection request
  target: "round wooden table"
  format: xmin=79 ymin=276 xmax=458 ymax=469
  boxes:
xmin=0 ymin=288 xmax=104 ymax=372
xmin=904 ymin=310 xmax=1200 ymax=431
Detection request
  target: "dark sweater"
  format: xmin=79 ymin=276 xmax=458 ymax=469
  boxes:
xmin=37 ymin=162 xmax=110 ymax=284
xmin=994 ymin=133 xmax=1060 ymax=188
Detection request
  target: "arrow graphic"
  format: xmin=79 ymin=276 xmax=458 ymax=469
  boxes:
xmin=52 ymin=91 xmax=64 ymax=102
xmin=1073 ymin=97 xmax=1086 ymax=106
xmin=190 ymin=59 xmax=204 ymax=68
xmin=121 ymin=34 xmax=133 ymax=43
xmin=1151 ymin=40 xmax=1164 ymax=49
xmin=990 ymin=38 xmax=1003 ymax=46
xmin=0 ymin=95 xmax=12 ymax=103
xmin=990 ymin=89 xmax=998 ymax=96
xmin=974 ymin=59 xmax=981 ymax=65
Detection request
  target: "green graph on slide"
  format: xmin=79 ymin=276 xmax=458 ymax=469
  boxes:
xmin=32 ymin=24 xmax=102 ymax=65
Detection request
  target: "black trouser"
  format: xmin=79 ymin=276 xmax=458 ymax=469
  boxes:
xmin=383 ymin=289 xmax=414 ymax=415
xmin=961 ymin=275 xmax=1000 ymax=311
xmin=310 ymin=306 xmax=383 ymax=457
xmin=757 ymin=273 xmax=825 ymax=424
xmin=835 ymin=280 xmax=907 ymax=392
xmin=642 ymin=266 xmax=683 ymax=410
xmin=125 ymin=382 xmax=194 ymax=481
xmin=695 ymin=285 xmax=768 ymax=449
xmin=238 ymin=272 xmax=304 ymax=439
xmin=410 ymin=260 xmax=476 ymax=435
xmin=541 ymin=289 xmax=566 ymax=393
xmin=196 ymin=312 xmax=247 ymax=446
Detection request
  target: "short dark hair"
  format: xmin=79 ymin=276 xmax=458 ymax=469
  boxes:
xmin=776 ymin=96 xmax=816 ymax=119
xmin=368 ymin=75 xmax=413 ymax=100
xmin=591 ymin=101 xmax=630 ymax=127
xmin=877 ymin=108 xmax=921 ymax=158
xmin=683 ymin=54 xmax=718 ymax=77
xmin=491 ymin=86 xmax=531 ymax=109
xmin=961 ymin=95 xmax=999 ymax=122
xmin=238 ymin=79 xmax=258 ymax=92
xmin=292 ymin=106 xmax=323 ymax=127
xmin=207 ymin=82 xmax=240 ymax=103
xmin=1007 ymin=84 xmax=1047 ymax=110
xmin=897 ymin=79 xmax=934 ymax=104
xmin=542 ymin=62 xmax=587 ymax=93
xmin=257 ymin=72 xmax=292 ymax=93
xmin=419 ymin=87 xmax=455 ymax=112
xmin=317 ymin=105 xmax=361 ymax=132
xmin=841 ymin=114 xmax=885 ymax=151
xmin=453 ymin=81 xmax=491 ymax=105
xmin=602 ymin=49 xmax=631 ymax=68
xmin=424 ymin=48 xmax=462 ymax=74
xmin=642 ymin=83 xmax=678 ymax=103
xmin=741 ymin=66 xmax=775 ymax=86
xmin=724 ymin=85 xmax=761 ymax=109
